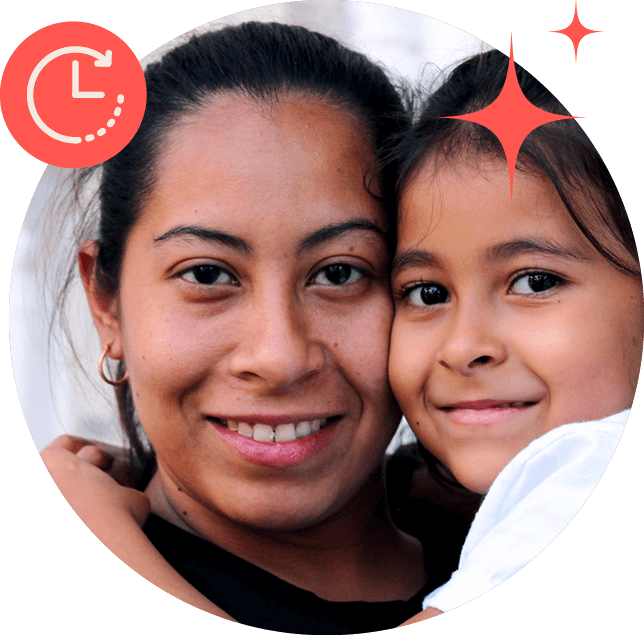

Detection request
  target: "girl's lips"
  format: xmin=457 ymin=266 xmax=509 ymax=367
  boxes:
xmin=440 ymin=401 xmax=537 ymax=426
xmin=442 ymin=399 xmax=534 ymax=410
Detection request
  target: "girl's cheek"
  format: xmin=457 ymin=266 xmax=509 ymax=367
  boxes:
xmin=388 ymin=321 xmax=422 ymax=407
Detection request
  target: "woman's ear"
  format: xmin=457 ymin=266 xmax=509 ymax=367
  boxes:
xmin=79 ymin=239 xmax=124 ymax=359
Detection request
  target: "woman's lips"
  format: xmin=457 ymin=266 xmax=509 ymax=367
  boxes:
xmin=208 ymin=415 xmax=340 ymax=466
xmin=439 ymin=400 xmax=537 ymax=426
xmin=214 ymin=417 xmax=329 ymax=442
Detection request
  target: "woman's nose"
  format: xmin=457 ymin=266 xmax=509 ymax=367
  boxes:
xmin=437 ymin=303 xmax=508 ymax=375
xmin=227 ymin=293 xmax=325 ymax=390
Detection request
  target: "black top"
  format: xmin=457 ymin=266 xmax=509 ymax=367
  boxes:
xmin=143 ymin=446 xmax=475 ymax=633
xmin=144 ymin=513 xmax=445 ymax=634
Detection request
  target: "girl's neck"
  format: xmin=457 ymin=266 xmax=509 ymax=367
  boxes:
xmin=146 ymin=462 xmax=426 ymax=602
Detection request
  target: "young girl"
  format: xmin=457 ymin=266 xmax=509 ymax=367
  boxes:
xmin=43 ymin=48 xmax=643 ymax=627
xmin=389 ymin=48 xmax=643 ymax=623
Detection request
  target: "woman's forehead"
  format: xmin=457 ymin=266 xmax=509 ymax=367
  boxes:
xmin=135 ymin=95 xmax=387 ymax=245
xmin=162 ymin=94 xmax=372 ymax=169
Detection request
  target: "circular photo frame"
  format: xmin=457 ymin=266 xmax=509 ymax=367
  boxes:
xmin=5 ymin=2 xmax=642 ymax=633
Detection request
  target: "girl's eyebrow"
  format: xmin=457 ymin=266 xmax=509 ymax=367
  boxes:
xmin=391 ymin=238 xmax=590 ymax=278
xmin=486 ymin=239 xmax=591 ymax=263
xmin=391 ymin=249 xmax=445 ymax=278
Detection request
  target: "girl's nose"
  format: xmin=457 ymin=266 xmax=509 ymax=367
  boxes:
xmin=437 ymin=303 xmax=508 ymax=375
xmin=227 ymin=293 xmax=325 ymax=390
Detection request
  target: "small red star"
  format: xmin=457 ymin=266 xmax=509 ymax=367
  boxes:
xmin=442 ymin=37 xmax=578 ymax=197
xmin=551 ymin=1 xmax=601 ymax=62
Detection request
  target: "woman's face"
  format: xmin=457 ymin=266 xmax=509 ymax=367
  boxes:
xmin=389 ymin=159 xmax=643 ymax=494
xmin=95 ymin=96 xmax=400 ymax=531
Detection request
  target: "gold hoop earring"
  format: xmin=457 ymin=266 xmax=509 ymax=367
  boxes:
xmin=98 ymin=343 xmax=129 ymax=386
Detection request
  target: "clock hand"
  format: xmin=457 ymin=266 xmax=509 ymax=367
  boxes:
xmin=72 ymin=60 xmax=105 ymax=98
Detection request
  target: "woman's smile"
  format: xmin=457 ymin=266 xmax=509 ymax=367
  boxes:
xmin=209 ymin=414 xmax=337 ymax=440
xmin=211 ymin=416 xmax=340 ymax=467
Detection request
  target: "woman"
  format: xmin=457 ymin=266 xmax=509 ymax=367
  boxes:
xmin=41 ymin=21 xmax=463 ymax=633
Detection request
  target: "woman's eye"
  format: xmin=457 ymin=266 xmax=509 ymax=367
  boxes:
xmin=180 ymin=265 xmax=235 ymax=285
xmin=407 ymin=283 xmax=450 ymax=306
xmin=312 ymin=264 xmax=364 ymax=286
xmin=510 ymin=272 xmax=561 ymax=295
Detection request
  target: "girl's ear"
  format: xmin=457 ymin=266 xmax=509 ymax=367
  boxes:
xmin=78 ymin=239 xmax=124 ymax=359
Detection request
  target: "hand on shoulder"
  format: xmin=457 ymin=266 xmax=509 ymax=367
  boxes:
xmin=399 ymin=606 xmax=443 ymax=626
xmin=41 ymin=434 xmax=150 ymax=528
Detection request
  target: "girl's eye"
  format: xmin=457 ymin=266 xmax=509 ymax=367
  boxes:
xmin=180 ymin=265 xmax=236 ymax=285
xmin=510 ymin=272 xmax=562 ymax=295
xmin=311 ymin=264 xmax=364 ymax=286
xmin=407 ymin=283 xmax=450 ymax=306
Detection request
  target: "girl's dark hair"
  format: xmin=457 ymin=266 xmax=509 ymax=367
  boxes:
xmin=394 ymin=48 xmax=640 ymax=492
xmin=59 ymin=21 xmax=409 ymax=484
xmin=395 ymin=48 xmax=640 ymax=278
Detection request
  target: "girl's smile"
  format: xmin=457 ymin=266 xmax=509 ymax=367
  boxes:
xmin=436 ymin=401 xmax=540 ymax=427
xmin=389 ymin=158 xmax=643 ymax=494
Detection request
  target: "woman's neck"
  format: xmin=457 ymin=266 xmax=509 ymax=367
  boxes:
xmin=146 ymin=462 xmax=426 ymax=602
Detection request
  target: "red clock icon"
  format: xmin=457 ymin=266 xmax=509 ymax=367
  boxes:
xmin=1 ymin=21 xmax=146 ymax=168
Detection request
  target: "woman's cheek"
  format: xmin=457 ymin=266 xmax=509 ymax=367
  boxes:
xmin=359 ymin=294 xmax=395 ymax=390
xmin=335 ymin=292 xmax=400 ymax=427
xmin=122 ymin=304 xmax=233 ymax=414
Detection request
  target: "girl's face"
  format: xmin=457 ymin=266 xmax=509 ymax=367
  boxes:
xmin=86 ymin=96 xmax=400 ymax=531
xmin=389 ymin=158 xmax=643 ymax=494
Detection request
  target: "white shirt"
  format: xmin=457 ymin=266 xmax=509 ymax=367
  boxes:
xmin=423 ymin=410 xmax=629 ymax=612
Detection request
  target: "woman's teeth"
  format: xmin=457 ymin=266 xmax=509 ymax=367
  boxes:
xmin=223 ymin=419 xmax=326 ymax=442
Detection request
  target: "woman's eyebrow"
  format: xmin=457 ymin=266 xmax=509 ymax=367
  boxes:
xmin=298 ymin=218 xmax=387 ymax=253
xmin=153 ymin=219 xmax=385 ymax=254
xmin=153 ymin=225 xmax=253 ymax=255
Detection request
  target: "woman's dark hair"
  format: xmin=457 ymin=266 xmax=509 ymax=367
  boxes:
xmin=395 ymin=48 xmax=640 ymax=279
xmin=55 ymin=21 xmax=409 ymax=484
xmin=394 ymin=48 xmax=640 ymax=492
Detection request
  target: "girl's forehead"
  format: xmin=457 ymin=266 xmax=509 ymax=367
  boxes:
xmin=398 ymin=158 xmax=576 ymax=244
xmin=395 ymin=157 xmax=642 ymax=281
xmin=402 ymin=155 xmax=638 ymax=277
